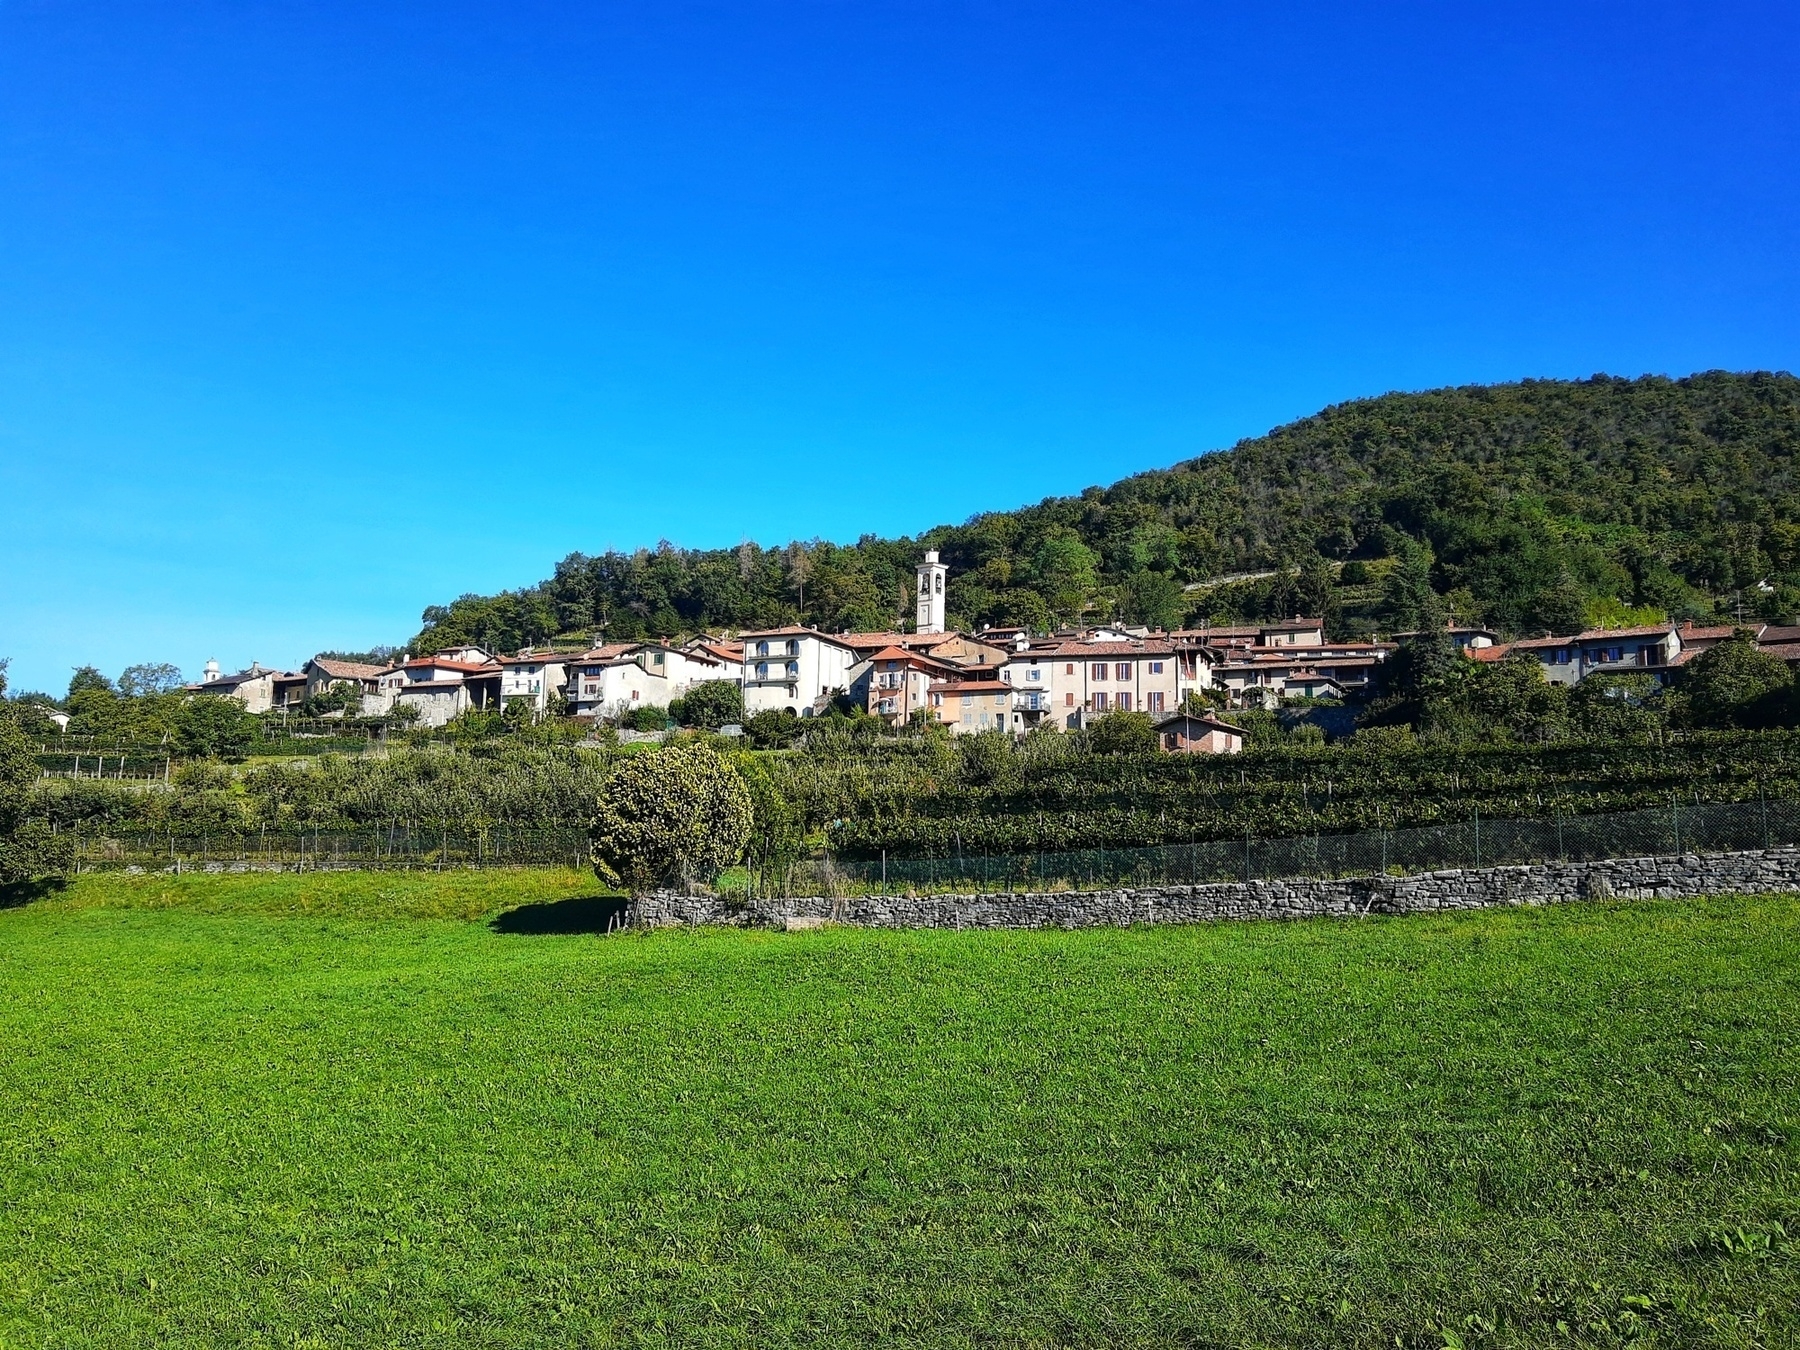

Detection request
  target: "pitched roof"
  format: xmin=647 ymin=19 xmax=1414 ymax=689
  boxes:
xmin=308 ymin=657 xmax=388 ymax=680
xmin=838 ymin=629 xmax=962 ymax=651
xmin=1154 ymin=711 xmax=1246 ymax=734
xmin=1677 ymin=622 xmax=1744 ymax=640
xmin=738 ymin=626 xmax=860 ymax=651
xmin=569 ymin=643 xmax=643 ymax=662
xmin=865 ymin=645 xmax=960 ymax=669
xmin=402 ymin=658 xmax=499 ymax=674
xmin=1046 ymin=640 xmax=1179 ymax=657
xmin=929 ymin=679 xmax=1013 ymax=694
xmin=1510 ymin=625 xmax=1674 ymax=649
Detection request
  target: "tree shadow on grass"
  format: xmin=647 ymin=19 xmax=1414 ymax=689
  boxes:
xmin=0 ymin=877 xmax=69 ymax=910
xmin=490 ymin=896 xmax=630 ymax=936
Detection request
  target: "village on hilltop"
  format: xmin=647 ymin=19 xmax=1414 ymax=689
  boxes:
xmin=184 ymin=552 xmax=1800 ymax=755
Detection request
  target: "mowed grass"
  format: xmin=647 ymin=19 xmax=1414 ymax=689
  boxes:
xmin=0 ymin=876 xmax=1797 ymax=1348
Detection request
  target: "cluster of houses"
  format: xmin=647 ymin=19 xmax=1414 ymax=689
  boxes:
xmin=186 ymin=552 xmax=1800 ymax=755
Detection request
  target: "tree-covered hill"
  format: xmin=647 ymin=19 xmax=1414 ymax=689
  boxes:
xmin=412 ymin=371 xmax=1800 ymax=652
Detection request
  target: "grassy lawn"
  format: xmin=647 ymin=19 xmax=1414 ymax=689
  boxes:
xmin=1 ymin=875 xmax=1796 ymax=1347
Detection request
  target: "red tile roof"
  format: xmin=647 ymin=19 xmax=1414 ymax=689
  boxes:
xmin=1046 ymin=640 xmax=1179 ymax=657
xmin=308 ymin=657 xmax=389 ymax=680
xmin=1510 ymin=625 xmax=1674 ymax=649
xmin=403 ymin=658 xmax=499 ymax=674
xmin=739 ymin=626 xmax=860 ymax=650
xmin=929 ymin=680 xmax=1012 ymax=694
xmin=839 ymin=630 xmax=965 ymax=651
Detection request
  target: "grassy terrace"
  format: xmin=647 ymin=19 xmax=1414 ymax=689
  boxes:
xmin=1 ymin=874 xmax=1797 ymax=1347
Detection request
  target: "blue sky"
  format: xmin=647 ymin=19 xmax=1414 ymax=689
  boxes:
xmin=2 ymin=2 xmax=1797 ymax=694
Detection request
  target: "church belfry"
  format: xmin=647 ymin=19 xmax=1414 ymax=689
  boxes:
xmin=916 ymin=550 xmax=947 ymax=633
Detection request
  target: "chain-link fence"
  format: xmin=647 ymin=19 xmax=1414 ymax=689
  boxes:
xmin=826 ymin=794 xmax=1800 ymax=895
xmin=70 ymin=826 xmax=591 ymax=873
xmin=65 ymin=794 xmax=1800 ymax=889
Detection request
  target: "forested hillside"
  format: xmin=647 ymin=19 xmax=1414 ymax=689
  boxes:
xmin=412 ymin=371 xmax=1800 ymax=651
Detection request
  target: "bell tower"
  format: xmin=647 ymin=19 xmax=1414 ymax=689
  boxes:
xmin=915 ymin=550 xmax=947 ymax=633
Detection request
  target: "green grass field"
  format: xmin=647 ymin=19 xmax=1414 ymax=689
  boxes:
xmin=1 ymin=873 xmax=1797 ymax=1348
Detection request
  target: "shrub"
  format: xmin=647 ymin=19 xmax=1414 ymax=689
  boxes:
xmin=744 ymin=709 xmax=802 ymax=750
xmin=670 ymin=680 xmax=744 ymax=730
xmin=1086 ymin=711 xmax=1158 ymax=757
xmin=619 ymin=705 xmax=671 ymax=733
xmin=589 ymin=745 xmax=753 ymax=893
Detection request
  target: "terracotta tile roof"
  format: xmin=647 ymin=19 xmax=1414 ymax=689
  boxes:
xmin=403 ymin=658 xmax=499 ymax=674
xmin=569 ymin=643 xmax=642 ymax=662
xmin=1510 ymin=625 xmax=1674 ymax=649
xmin=929 ymin=680 xmax=1013 ymax=695
xmin=1756 ymin=625 xmax=1800 ymax=645
xmin=739 ymin=626 xmax=861 ymax=650
xmin=498 ymin=653 xmax=575 ymax=667
xmin=839 ymin=630 xmax=962 ymax=650
xmin=1469 ymin=643 xmax=1515 ymax=663
xmin=1677 ymin=622 xmax=1742 ymax=640
xmin=1154 ymin=711 xmax=1246 ymax=734
xmin=309 ymin=657 xmax=389 ymax=680
xmin=865 ymin=645 xmax=959 ymax=668
xmin=1047 ymin=640 xmax=1179 ymax=657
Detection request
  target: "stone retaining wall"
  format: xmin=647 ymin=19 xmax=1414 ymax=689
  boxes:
xmin=628 ymin=847 xmax=1800 ymax=931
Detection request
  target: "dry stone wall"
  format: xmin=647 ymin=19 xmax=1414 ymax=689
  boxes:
xmin=627 ymin=847 xmax=1800 ymax=931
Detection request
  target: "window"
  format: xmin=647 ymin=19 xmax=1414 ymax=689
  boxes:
xmin=1112 ymin=662 xmax=1128 ymax=681
xmin=1091 ymin=663 xmax=1108 ymax=680
xmin=1093 ymin=692 xmax=1108 ymax=712
xmin=786 ymin=661 xmax=799 ymax=677
xmin=1028 ymin=668 xmax=1041 ymax=681
xmin=786 ymin=640 xmax=799 ymax=656
xmin=1149 ymin=661 xmax=1164 ymax=674
xmin=756 ymin=641 xmax=769 ymax=657
xmin=879 ymin=698 xmax=895 ymax=714
xmin=1554 ymin=649 xmax=1570 ymax=665
xmin=995 ymin=693 xmax=1007 ymax=706
xmin=1065 ymin=663 xmax=1075 ymax=675
xmin=653 ymin=652 xmax=664 ymax=666
xmin=961 ymin=692 xmax=973 ymax=705
xmin=755 ymin=662 xmax=769 ymax=679
xmin=1065 ymin=693 xmax=1075 ymax=706
xmin=1148 ymin=691 xmax=1165 ymax=712
xmin=931 ymin=693 xmax=942 ymax=707
xmin=1117 ymin=692 xmax=1133 ymax=712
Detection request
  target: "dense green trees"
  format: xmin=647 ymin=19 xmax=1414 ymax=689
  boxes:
xmin=405 ymin=373 xmax=1800 ymax=652
xmin=1679 ymin=633 xmax=1795 ymax=728
xmin=0 ymin=662 xmax=73 ymax=885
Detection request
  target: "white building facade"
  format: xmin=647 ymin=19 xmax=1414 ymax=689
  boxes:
xmin=739 ymin=627 xmax=862 ymax=716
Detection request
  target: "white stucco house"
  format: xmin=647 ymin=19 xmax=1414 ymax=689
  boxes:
xmin=739 ymin=627 xmax=862 ymax=717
